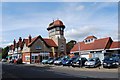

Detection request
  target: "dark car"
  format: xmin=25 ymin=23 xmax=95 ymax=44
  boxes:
xmin=103 ymin=57 xmax=120 ymax=68
xmin=84 ymin=57 xmax=101 ymax=68
xmin=72 ymin=57 xmax=87 ymax=67
xmin=62 ymin=56 xmax=79 ymax=66
xmin=112 ymin=54 xmax=120 ymax=58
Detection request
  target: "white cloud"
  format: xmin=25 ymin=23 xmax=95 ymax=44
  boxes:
xmin=2 ymin=2 xmax=118 ymax=47
xmin=65 ymin=25 xmax=100 ymax=42
xmin=0 ymin=42 xmax=13 ymax=48
xmin=76 ymin=5 xmax=85 ymax=11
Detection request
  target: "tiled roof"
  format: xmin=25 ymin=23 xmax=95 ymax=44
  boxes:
xmin=43 ymin=38 xmax=57 ymax=47
xmin=53 ymin=20 xmax=64 ymax=26
xmin=27 ymin=36 xmax=57 ymax=47
xmin=27 ymin=36 xmax=41 ymax=46
xmin=71 ymin=37 xmax=112 ymax=52
xmin=47 ymin=20 xmax=65 ymax=30
xmin=110 ymin=41 xmax=120 ymax=49
xmin=23 ymin=36 xmax=38 ymax=46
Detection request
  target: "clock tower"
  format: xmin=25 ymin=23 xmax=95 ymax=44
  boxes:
xmin=47 ymin=19 xmax=66 ymax=56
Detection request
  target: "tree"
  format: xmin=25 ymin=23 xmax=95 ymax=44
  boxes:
xmin=2 ymin=46 xmax=9 ymax=59
xmin=66 ymin=40 xmax=77 ymax=54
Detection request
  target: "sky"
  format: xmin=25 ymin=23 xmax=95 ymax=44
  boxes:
xmin=0 ymin=1 xmax=119 ymax=48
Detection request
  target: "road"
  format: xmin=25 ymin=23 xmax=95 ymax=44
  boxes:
xmin=1 ymin=62 xmax=119 ymax=80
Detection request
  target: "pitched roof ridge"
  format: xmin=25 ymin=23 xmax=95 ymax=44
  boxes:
xmin=95 ymin=37 xmax=111 ymax=41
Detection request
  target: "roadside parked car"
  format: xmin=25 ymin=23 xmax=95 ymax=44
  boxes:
xmin=103 ymin=57 xmax=120 ymax=68
xmin=72 ymin=57 xmax=87 ymax=67
xmin=9 ymin=59 xmax=14 ymax=63
xmin=112 ymin=54 xmax=120 ymax=59
xmin=47 ymin=57 xmax=55 ymax=64
xmin=84 ymin=57 xmax=101 ymax=68
xmin=42 ymin=59 xmax=48 ymax=64
xmin=62 ymin=56 xmax=79 ymax=66
xmin=54 ymin=56 xmax=69 ymax=65
xmin=2 ymin=59 xmax=7 ymax=62
xmin=62 ymin=57 xmax=70 ymax=66
xmin=42 ymin=57 xmax=54 ymax=64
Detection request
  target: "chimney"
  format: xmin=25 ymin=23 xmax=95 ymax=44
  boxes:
xmin=19 ymin=37 xmax=22 ymax=42
xmin=13 ymin=39 xmax=16 ymax=45
xmin=28 ymin=35 xmax=32 ymax=43
xmin=13 ymin=39 xmax=16 ymax=50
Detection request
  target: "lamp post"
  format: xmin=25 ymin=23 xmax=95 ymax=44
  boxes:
xmin=78 ymin=42 xmax=82 ymax=67
xmin=78 ymin=42 xmax=81 ymax=57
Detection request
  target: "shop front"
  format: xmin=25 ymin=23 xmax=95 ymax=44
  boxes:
xmin=31 ymin=52 xmax=50 ymax=64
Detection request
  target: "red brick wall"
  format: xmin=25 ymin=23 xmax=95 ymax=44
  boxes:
xmin=22 ymin=52 xmax=30 ymax=63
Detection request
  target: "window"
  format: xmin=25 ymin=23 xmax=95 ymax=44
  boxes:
xmin=25 ymin=56 xmax=30 ymax=61
xmin=56 ymin=27 xmax=60 ymax=31
xmin=60 ymin=28 xmax=63 ymax=31
xmin=88 ymin=39 xmax=90 ymax=42
xmin=91 ymin=39 xmax=93 ymax=41
xmin=35 ymin=46 xmax=42 ymax=50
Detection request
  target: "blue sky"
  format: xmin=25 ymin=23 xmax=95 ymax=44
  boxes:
xmin=1 ymin=2 xmax=118 ymax=47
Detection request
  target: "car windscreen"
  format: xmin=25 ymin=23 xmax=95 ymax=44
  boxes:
xmin=73 ymin=57 xmax=80 ymax=62
xmin=55 ymin=57 xmax=60 ymax=60
xmin=88 ymin=58 xmax=96 ymax=61
xmin=104 ymin=57 xmax=117 ymax=61
xmin=48 ymin=58 xmax=53 ymax=60
xmin=69 ymin=57 xmax=77 ymax=61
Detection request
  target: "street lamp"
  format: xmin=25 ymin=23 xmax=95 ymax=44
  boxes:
xmin=78 ymin=42 xmax=81 ymax=57
xmin=78 ymin=42 xmax=82 ymax=67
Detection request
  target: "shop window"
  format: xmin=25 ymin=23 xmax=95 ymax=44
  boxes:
xmin=25 ymin=56 xmax=30 ymax=61
xmin=35 ymin=56 xmax=38 ymax=59
xmin=32 ymin=56 xmax=34 ymax=59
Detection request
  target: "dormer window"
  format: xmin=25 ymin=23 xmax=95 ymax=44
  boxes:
xmin=91 ymin=39 xmax=93 ymax=41
xmin=84 ymin=38 xmax=95 ymax=44
xmin=88 ymin=39 xmax=90 ymax=42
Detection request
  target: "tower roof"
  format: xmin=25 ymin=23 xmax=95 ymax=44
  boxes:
xmin=47 ymin=19 xmax=65 ymax=30
xmin=53 ymin=20 xmax=64 ymax=26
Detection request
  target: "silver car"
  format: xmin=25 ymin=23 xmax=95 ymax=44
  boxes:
xmin=84 ymin=57 xmax=101 ymax=68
